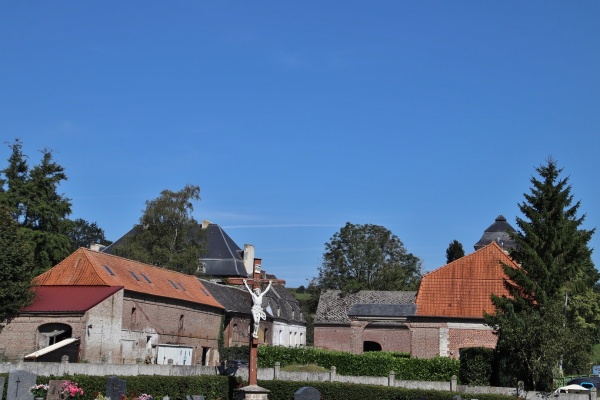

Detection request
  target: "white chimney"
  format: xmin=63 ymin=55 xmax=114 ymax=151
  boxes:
xmin=243 ymin=244 xmax=255 ymax=276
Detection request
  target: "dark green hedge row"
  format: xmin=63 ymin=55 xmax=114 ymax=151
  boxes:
xmin=459 ymin=347 xmax=493 ymax=386
xmin=258 ymin=346 xmax=459 ymax=381
xmin=34 ymin=374 xmax=230 ymax=400
xmin=258 ymin=379 xmax=515 ymax=400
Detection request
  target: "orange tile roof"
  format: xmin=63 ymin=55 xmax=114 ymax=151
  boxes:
xmin=415 ymin=242 xmax=518 ymax=318
xmin=34 ymin=248 xmax=224 ymax=310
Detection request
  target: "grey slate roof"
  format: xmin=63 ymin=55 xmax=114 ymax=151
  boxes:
xmin=200 ymin=279 xmax=252 ymax=314
xmin=102 ymin=223 xmax=250 ymax=277
xmin=473 ymin=215 xmax=516 ymax=251
xmin=201 ymin=223 xmax=249 ymax=277
xmin=348 ymin=303 xmax=416 ymax=318
xmin=200 ymin=279 xmax=306 ymax=325
xmin=315 ymin=290 xmax=416 ymax=324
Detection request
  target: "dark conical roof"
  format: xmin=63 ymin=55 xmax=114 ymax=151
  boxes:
xmin=473 ymin=215 xmax=516 ymax=251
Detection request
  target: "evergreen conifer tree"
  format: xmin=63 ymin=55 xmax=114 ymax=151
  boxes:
xmin=486 ymin=158 xmax=598 ymax=390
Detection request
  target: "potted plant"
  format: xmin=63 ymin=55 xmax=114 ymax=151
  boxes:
xmin=61 ymin=380 xmax=84 ymax=399
xmin=30 ymin=384 xmax=49 ymax=400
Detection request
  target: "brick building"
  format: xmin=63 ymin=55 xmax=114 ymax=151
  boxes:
xmin=313 ymin=241 xmax=518 ymax=358
xmin=0 ymin=248 xmax=225 ymax=365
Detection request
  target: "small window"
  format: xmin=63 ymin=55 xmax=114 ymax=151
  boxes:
xmin=129 ymin=271 xmax=140 ymax=281
xmin=200 ymin=288 xmax=210 ymax=296
xmin=141 ymin=273 xmax=152 ymax=283
xmin=103 ymin=265 xmax=115 ymax=276
xmin=168 ymin=280 xmax=178 ymax=289
xmin=177 ymin=282 xmax=186 ymax=291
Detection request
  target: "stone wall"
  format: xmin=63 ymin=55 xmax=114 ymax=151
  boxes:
xmin=0 ymin=360 xmax=570 ymax=400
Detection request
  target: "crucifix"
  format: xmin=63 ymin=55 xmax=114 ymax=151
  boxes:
xmin=228 ymin=258 xmax=285 ymax=387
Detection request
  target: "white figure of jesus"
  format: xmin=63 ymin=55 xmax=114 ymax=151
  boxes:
xmin=243 ymin=279 xmax=273 ymax=339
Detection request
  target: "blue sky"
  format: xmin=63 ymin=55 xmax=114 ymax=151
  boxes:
xmin=1 ymin=2 xmax=599 ymax=287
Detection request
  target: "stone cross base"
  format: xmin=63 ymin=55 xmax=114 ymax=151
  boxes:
xmin=235 ymin=384 xmax=270 ymax=400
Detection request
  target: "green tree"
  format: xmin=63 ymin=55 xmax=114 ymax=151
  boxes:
xmin=112 ymin=184 xmax=206 ymax=274
xmin=445 ymin=239 xmax=465 ymax=263
xmin=65 ymin=218 xmax=112 ymax=251
xmin=486 ymin=158 xmax=598 ymax=390
xmin=0 ymin=140 xmax=73 ymax=275
xmin=316 ymin=222 xmax=422 ymax=293
xmin=0 ymin=207 xmax=34 ymax=332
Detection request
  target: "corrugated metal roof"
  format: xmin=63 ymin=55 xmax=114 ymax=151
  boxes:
xmin=34 ymin=248 xmax=224 ymax=310
xmin=415 ymin=241 xmax=518 ymax=318
xmin=23 ymin=285 xmax=123 ymax=312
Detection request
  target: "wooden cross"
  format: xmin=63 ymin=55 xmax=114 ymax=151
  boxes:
xmin=227 ymin=258 xmax=285 ymax=387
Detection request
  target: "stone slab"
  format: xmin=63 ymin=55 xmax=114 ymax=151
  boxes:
xmin=294 ymin=386 xmax=321 ymax=400
xmin=7 ymin=369 xmax=36 ymax=400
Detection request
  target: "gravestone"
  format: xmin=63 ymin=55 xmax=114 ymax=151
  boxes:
xmin=106 ymin=376 xmax=127 ymax=400
xmin=294 ymin=386 xmax=320 ymax=400
xmin=47 ymin=380 xmax=64 ymax=400
xmin=191 ymin=396 xmax=205 ymax=400
xmin=7 ymin=369 xmax=36 ymax=400
xmin=0 ymin=376 xmax=5 ymax=400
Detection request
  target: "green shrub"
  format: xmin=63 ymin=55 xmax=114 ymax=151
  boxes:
xmin=36 ymin=374 xmax=229 ymax=400
xmin=459 ymin=347 xmax=493 ymax=386
xmin=259 ymin=379 xmax=515 ymax=400
xmin=258 ymin=346 xmax=459 ymax=381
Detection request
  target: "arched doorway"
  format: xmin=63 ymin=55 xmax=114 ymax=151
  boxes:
xmin=363 ymin=341 xmax=382 ymax=352
xmin=38 ymin=323 xmax=72 ymax=348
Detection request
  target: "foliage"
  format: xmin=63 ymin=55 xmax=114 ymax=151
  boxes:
xmin=259 ymin=380 xmax=516 ymax=400
xmin=220 ymin=345 xmax=249 ymax=363
xmin=485 ymin=158 xmax=599 ymax=391
xmin=459 ymin=347 xmax=493 ymax=386
xmin=0 ymin=139 xmax=110 ymax=275
xmin=30 ymin=384 xmax=49 ymax=397
xmin=316 ymin=222 xmax=422 ymax=293
xmin=257 ymin=346 xmax=457 ymax=380
xmin=37 ymin=374 xmax=229 ymax=400
xmin=0 ymin=207 xmax=34 ymax=332
xmin=445 ymin=239 xmax=465 ymax=264
xmin=112 ymin=184 xmax=206 ymax=274
xmin=62 ymin=380 xmax=84 ymax=398
xmin=66 ymin=218 xmax=112 ymax=251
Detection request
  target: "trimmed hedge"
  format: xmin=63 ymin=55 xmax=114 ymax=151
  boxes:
xmin=258 ymin=346 xmax=459 ymax=381
xmin=34 ymin=374 xmax=230 ymax=400
xmin=459 ymin=347 xmax=493 ymax=386
xmin=259 ymin=379 xmax=515 ymax=400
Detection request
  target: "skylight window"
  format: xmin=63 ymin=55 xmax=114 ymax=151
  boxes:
xmin=200 ymin=288 xmax=210 ymax=296
xmin=177 ymin=282 xmax=186 ymax=291
xmin=103 ymin=265 xmax=115 ymax=276
xmin=141 ymin=273 xmax=152 ymax=283
xmin=129 ymin=271 xmax=140 ymax=281
xmin=168 ymin=280 xmax=178 ymax=289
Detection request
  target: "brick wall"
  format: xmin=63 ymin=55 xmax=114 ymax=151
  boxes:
xmin=0 ymin=313 xmax=88 ymax=361
xmin=313 ymin=325 xmax=353 ymax=352
xmin=363 ymin=324 xmax=411 ymax=353
xmin=447 ymin=323 xmax=497 ymax=358
xmin=121 ymin=291 xmax=223 ymax=366
xmin=409 ymin=323 xmax=442 ymax=358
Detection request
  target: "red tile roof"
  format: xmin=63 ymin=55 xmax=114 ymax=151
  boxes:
xmin=23 ymin=285 xmax=123 ymax=313
xmin=415 ymin=242 xmax=518 ymax=318
xmin=34 ymin=248 xmax=224 ymax=310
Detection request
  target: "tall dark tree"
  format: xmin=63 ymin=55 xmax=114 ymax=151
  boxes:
xmin=316 ymin=222 xmax=422 ymax=293
xmin=113 ymin=184 xmax=206 ymax=274
xmin=0 ymin=207 xmax=34 ymax=332
xmin=445 ymin=239 xmax=465 ymax=264
xmin=0 ymin=140 xmax=73 ymax=275
xmin=486 ymin=158 xmax=598 ymax=390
